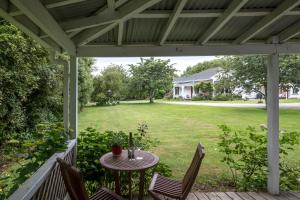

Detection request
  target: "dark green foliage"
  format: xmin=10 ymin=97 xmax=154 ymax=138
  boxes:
xmin=129 ymin=58 xmax=176 ymax=103
xmin=77 ymin=123 xmax=172 ymax=195
xmin=0 ymin=23 xmax=63 ymax=144
xmin=0 ymin=123 xmax=69 ymax=198
xmin=92 ymin=65 xmax=129 ymax=105
xmin=213 ymin=94 xmax=241 ymax=101
xmin=78 ymin=58 xmax=94 ymax=111
xmin=194 ymin=82 xmax=213 ymax=100
xmin=182 ymin=58 xmax=225 ymax=76
xmin=218 ymin=125 xmax=300 ymax=191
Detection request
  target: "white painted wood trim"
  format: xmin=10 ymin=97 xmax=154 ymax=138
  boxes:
xmin=118 ymin=22 xmax=124 ymax=46
xmin=234 ymin=0 xmax=300 ymax=44
xmin=197 ymin=0 xmax=248 ymax=45
xmin=159 ymin=0 xmax=188 ymax=45
xmin=64 ymin=61 xmax=70 ymax=132
xmin=0 ymin=5 xmax=60 ymax=52
xmin=9 ymin=0 xmax=87 ymax=16
xmin=77 ymin=43 xmax=300 ymax=57
xmin=267 ymin=53 xmax=280 ymax=195
xmin=69 ymin=56 xmax=78 ymax=138
xmin=11 ymin=0 xmax=76 ymax=55
xmin=8 ymin=140 xmax=77 ymax=200
xmin=74 ymin=0 xmax=162 ymax=46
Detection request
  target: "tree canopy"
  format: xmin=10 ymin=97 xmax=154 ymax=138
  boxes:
xmin=129 ymin=58 xmax=176 ymax=103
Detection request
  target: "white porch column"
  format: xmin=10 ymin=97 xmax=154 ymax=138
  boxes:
xmin=181 ymin=85 xmax=184 ymax=97
xmin=69 ymin=56 xmax=78 ymax=139
xmin=267 ymin=52 xmax=280 ymax=195
xmin=63 ymin=61 xmax=70 ymax=131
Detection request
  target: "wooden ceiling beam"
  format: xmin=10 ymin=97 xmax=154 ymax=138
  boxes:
xmin=159 ymin=0 xmax=188 ymax=45
xmin=11 ymin=0 xmax=76 ymax=55
xmin=73 ymin=0 xmax=162 ymax=46
xmin=196 ymin=0 xmax=248 ymax=45
xmin=234 ymin=0 xmax=300 ymax=44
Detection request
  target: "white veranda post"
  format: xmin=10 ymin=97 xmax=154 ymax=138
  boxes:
xmin=63 ymin=61 xmax=70 ymax=132
xmin=267 ymin=53 xmax=280 ymax=195
xmin=69 ymin=56 xmax=78 ymax=139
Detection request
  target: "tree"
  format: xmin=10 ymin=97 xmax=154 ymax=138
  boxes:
xmin=182 ymin=58 xmax=225 ymax=76
xmin=194 ymin=82 xmax=213 ymax=100
xmin=91 ymin=64 xmax=129 ymax=104
xmin=219 ymin=55 xmax=300 ymax=104
xmin=129 ymin=58 xmax=176 ymax=103
xmin=0 ymin=22 xmax=63 ymax=143
xmin=78 ymin=58 xmax=94 ymax=111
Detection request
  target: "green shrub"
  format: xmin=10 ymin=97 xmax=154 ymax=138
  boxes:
xmin=218 ymin=125 xmax=300 ymax=191
xmin=213 ymin=94 xmax=241 ymax=101
xmin=77 ymin=123 xmax=172 ymax=195
xmin=0 ymin=122 xmax=69 ymax=198
xmin=191 ymin=95 xmax=206 ymax=101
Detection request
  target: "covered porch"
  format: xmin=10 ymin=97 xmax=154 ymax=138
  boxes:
xmin=1 ymin=0 xmax=300 ymax=199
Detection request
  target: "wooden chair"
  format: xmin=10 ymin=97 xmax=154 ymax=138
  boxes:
xmin=56 ymin=157 xmax=124 ymax=200
xmin=148 ymin=144 xmax=205 ymax=200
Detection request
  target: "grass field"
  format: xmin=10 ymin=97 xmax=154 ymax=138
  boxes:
xmin=79 ymin=103 xmax=300 ymax=183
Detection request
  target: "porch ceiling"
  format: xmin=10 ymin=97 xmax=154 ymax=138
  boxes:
xmin=1 ymin=0 xmax=300 ymax=56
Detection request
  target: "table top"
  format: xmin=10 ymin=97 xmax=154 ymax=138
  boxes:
xmin=100 ymin=150 xmax=159 ymax=171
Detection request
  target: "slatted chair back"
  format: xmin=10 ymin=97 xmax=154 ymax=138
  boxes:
xmin=57 ymin=157 xmax=90 ymax=200
xmin=181 ymin=144 xmax=205 ymax=200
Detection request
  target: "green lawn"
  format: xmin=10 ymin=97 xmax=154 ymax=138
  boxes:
xmin=79 ymin=103 xmax=300 ymax=182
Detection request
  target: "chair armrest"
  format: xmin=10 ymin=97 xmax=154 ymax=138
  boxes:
xmin=149 ymin=173 xmax=159 ymax=191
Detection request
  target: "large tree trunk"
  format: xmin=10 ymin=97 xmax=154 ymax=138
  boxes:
xmin=149 ymin=91 xmax=155 ymax=103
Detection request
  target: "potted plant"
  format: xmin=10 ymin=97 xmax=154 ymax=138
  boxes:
xmin=110 ymin=133 xmax=124 ymax=156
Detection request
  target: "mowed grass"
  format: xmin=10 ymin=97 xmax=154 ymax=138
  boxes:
xmin=79 ymin=103 xmax=300 ymax=182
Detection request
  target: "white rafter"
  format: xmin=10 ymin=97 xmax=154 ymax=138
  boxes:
xmin=9 ymin=0 xmax=86 ymax=17
xmin=73 ymin=0 xmax=162 ymax=46
xmin=118 ymin=22 xmax=124 ymax=46
xmin=0 ymin=3 xmax=61 ymax=51
xmin=11 ymin=0 xmax=76 ymax=55
xmin=278 ymin=21 xmax=300 ymax=43
xmin=196 ymin=0 xmax=248 ymax=45
xmin=159 ymin=0 xmax=187 ymax=45
xmin=234 ymin=0 xmax=300 ymax=44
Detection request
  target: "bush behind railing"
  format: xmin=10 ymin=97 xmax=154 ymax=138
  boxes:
xmin=77 ymin=123 xmax=172 ymax=196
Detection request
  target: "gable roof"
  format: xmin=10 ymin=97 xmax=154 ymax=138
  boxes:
xmin=174 ymin=67 xmax=221 ymax=83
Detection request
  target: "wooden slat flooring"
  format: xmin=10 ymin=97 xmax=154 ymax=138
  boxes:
xmin=186 ymin=192 xmax=300 ymax=200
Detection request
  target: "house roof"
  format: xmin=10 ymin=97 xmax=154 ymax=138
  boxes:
xmin=174 ymin=67 xmax=221 ymax=83
xmin=1 ymin=0 xmax=300 ymax=57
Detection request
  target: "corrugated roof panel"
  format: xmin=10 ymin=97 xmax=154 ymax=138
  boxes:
xmin=243 ymin=0 xmax=283 ymax=9
xmin=124 ymin=18 xmax=167 ymax=43
xmin=212 ymin=16 xmax=263 ymax=40
xmin=89 ymin=26 xmax=118 ymax=45
xmin=48 ymin=0 xmax=106 ymax=21
xmin=184 ymin=0 xmax=231 ymax=10
xmin=167 ymin=18 xmax=215 ymax=42
xmin=147 ymin=0 xmax=175 ymax=10
xmin=254 ymin=16 xmax=300 ymax=40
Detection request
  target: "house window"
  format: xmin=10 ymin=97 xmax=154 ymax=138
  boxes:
xmin=175 ymin=87 xmax=179 ymax=95
xmin=293 ymin=87 xmax=299 ymax=94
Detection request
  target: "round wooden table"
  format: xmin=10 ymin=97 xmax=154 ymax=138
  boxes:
xmin=100 ymin=150 xmax=159 ymax=200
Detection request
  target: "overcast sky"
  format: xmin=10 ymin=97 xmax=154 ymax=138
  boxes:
xmin=92 ymin=56 xmax=218 ymax=76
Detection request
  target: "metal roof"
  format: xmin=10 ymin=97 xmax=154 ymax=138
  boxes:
xmin=1 ymin=0 xmax=300 ymax=56
xmin=173 ymin=67 xmax=221 ymax=83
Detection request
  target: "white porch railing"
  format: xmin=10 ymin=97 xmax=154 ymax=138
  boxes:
xmin=8 ymin=139 xmax=77 ymax=200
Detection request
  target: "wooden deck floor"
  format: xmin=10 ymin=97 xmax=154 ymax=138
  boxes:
xmin=187 ymin=191 xmax=300 ymax=200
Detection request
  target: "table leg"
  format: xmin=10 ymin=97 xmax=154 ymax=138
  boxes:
xmin=128 ymin=172 xmax=132 ymax=200
xmin=138 ymin=170 xmax=145 ymax=200
xmin=113 ymin=170 xmax=121 ymax=195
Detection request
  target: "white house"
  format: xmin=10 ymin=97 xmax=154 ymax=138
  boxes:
xmin=173 ymin=68 xmax=300 ymax=99
xmin=173 ymin=68 xmax=221 ymax=99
